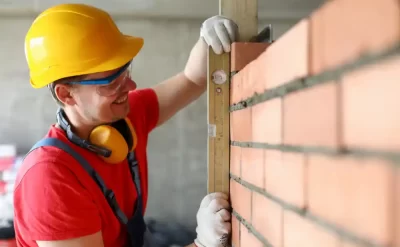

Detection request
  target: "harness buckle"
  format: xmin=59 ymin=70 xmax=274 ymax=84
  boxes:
xmin=105 ymin=189 xmax=118 ymax=211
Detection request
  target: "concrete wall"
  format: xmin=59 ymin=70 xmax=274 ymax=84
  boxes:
xmin=0 ymin=16 xmax=295 ymax=228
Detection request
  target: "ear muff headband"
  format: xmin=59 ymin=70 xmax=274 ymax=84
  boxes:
xmin=56 ymin=108 xmax=112 ymax=157
xmin=56 ymin=108 xmax=137 ymax=164
xmin=124 ymin=117 xmax=137 ymax=152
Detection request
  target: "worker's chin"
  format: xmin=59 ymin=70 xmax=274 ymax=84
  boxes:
xmin=110 ymin=102 xmax=129 ymax=121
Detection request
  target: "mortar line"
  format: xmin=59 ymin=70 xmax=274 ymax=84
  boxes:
xmin=230 ymin=174 xmax=387 ymax=247
xmin=230 ymin=141 xmax=400 ymax=166
xmin=232 ymin=210 xmax=274 ymax=247
xmin=229 ymin=43 xmax=400 ymax=112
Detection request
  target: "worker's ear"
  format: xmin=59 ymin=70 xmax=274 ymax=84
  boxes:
xmin=55 ymin=84 xmax=76 ymax=106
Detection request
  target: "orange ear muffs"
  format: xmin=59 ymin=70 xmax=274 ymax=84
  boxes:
xmin=89 ymin=118 xmax=137 ymax=164
xmin=124 ymin=117 xmax=137 ymax=152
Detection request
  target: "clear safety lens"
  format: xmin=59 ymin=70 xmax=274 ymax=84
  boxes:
xmin=96 ymin=63 xmax=133 ymax=97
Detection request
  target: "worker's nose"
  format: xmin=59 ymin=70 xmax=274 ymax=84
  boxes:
xmin=125 ymin=78 xmax=137 ymax=91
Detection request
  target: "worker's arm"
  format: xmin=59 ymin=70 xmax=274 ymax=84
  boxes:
xmin=152 ymin=16 xmax=238 ymax=127
xmin=36 ymin=232 xmax=104 ymax=247
xmin=153 ymin=71 xmax=206 ymax=127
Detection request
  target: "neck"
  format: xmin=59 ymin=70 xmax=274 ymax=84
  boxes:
xmin=59 ymin=107 xmax=97 ymax=140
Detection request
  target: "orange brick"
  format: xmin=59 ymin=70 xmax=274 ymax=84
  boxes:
xmin=395 ymin=168 xmax=400 ymax=247
xmin=264 ymin=150 xmax=306 ymax=208
xmin=241 ymin=148 xmax=264 ymax=188
xmin=244 ymin=54 xmax=270 ymax=97
xmin=230 ymin=73 xmax=243 ymax=105
xmin=231 ymin=42 xmax=269 ymax=71
xmin=252 ymin=98 xmax=282 ymax=144
xmin=310 ymin=0 xmax=400 ymax=75
xmin=341 ymin=56 xmax=400 ymax=152
xmin=284 ymin=210 xmax=341 ymax=247
xmin=231 ymin=68 xmax=257 ymax=105
xmin=230 ymin=107 xmax=252 ymax=142
xmin=283 ymin=82 xmax=339 ymax=148
xmin=232 ymin=215 xmax=240 ymax=247
xmin=230 ymin=179 xmax=251 ymax=222
xmin=308 ymin=155 xmax=395 ymax=246
xmin=231 ymin=51 xmax=271 ymax=105
xmin=256 ymin=18 xmax=309 ymax=89
xmin=252 ymin=192 xmax=283 ymax=247
xmin=240 ymin=224 xmax=264 ymax=247
xmin=239 ymin=66 xmax=257 ymax=102
xmin=340 ymin=241 xmax=362 ymax=247
xmin=230 ymin=145 xmax=241 ymax=177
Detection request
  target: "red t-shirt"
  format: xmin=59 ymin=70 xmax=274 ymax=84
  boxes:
xmin=13 ymin=88 xmax=159 ymax=247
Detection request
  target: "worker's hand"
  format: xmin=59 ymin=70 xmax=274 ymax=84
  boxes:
xmin=184 ymin=15 xmax=238 ymax=86
xmin=194 ymin=192 xmax=232 ymax=247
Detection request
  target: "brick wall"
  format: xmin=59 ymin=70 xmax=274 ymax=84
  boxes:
xmin=229 ymin=0 xmax=400 ymax=246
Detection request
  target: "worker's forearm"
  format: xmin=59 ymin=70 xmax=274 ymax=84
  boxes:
xmin=185 ymin=244 xmax=197 ymax=247
xmin=153 ymin=72 xmax=207 ymax=127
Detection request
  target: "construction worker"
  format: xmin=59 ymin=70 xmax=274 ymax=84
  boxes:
xmin=13 ymin=3 xmax=238 ymax=247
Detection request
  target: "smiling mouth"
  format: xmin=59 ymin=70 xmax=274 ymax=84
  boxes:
xmin=113 ymin=94 xmax=128 ymax=104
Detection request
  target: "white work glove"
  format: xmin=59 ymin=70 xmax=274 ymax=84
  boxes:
xmin=194 ymin=192 xmax=232 ymax=247
xmin=184 ymin=16 xmax=238 ymax=86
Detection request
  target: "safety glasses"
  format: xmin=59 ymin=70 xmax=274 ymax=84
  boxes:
xmin=69 ymin=61 xmax=133 ymax=97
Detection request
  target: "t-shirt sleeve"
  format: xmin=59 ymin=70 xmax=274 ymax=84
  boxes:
xmin=128 ymin=88 xmax=160 ymax=134
xmin=14 ymin=160 xmax=101 ymax=241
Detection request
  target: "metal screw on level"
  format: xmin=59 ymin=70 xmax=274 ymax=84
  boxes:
xmin=216 ymin=87 xmax=222 ymax=93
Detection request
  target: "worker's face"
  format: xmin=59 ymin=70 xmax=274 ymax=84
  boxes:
xmin=58 ymin=63 xmax=137 ymax=125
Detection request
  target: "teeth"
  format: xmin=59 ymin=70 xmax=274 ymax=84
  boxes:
xmin=114 ymin=95 xmax=127 ymax=104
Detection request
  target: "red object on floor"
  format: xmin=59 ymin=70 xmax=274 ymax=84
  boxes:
xmin=0 ymin=181 xmax=7 ymax=195
xmin=0 ymin=239 xmax=17 ymax=247
xmin=0 ymin=157 xmax=15 ymax=172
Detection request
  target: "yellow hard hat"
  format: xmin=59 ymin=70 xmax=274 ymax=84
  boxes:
xmin=24 ymin=3 xmax=144 ymax=88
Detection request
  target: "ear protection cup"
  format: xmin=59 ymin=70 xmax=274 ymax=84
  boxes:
xmin=124 ymin=117 xmax=138 ymax=152
xmin=56 ymin=108 xmax=137 ymax=164
xmin=89 ymin=118 xmax=137 ymax=164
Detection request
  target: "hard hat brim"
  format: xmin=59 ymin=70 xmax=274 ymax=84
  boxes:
xmin=30 ymin=34 xmax=144 ymax=89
